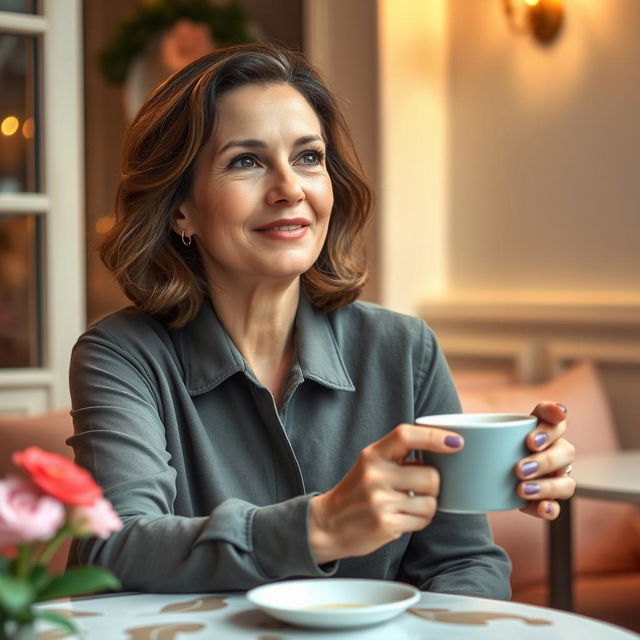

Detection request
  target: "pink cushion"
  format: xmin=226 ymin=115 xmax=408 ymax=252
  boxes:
xmin=0 ymin=409 xmax=73 ymax=475
xmin=456 ymin=361 xmax=640 ymax=589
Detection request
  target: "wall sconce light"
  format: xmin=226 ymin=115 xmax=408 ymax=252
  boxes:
xmin=503 ymin=0 xmax=564 ymax=45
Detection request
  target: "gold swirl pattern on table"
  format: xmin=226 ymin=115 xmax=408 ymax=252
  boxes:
xmin=410 ymin=608 xmax=552 ymax=626
xmin=159 ymin=596 xmax=228 ymax=613
xmin=37 ymin=630 xmax=72 ymax=640
xmin=124 ymin=623 xmax=205 ymax=639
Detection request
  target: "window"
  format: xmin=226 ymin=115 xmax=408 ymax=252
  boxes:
xmin=0 ymin=0 xmax=83 ymax=413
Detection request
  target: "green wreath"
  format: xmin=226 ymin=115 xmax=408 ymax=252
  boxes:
xmin=98 ymin=0 xmax=253 ymax=85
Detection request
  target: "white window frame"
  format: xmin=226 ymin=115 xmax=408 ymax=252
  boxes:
xmin=0 ymin=0 xmax=84 ymax=414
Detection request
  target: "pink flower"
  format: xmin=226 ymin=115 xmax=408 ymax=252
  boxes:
xmin=0 ymin=476 xmax=65 ymax=546
xmin=70 ymin=498 xmax=123 ymax=539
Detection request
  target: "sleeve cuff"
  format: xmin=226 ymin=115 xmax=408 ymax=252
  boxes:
xmin=252 ymin=494 xmax=338 ymax=579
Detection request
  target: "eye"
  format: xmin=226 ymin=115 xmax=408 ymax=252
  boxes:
xmin=229 ymin=155 xmax=258 ymax=169
xmin=297 ymin=149 xmax=325 ymax=167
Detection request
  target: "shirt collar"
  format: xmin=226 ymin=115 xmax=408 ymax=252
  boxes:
xmin=175 ymin=295 xmax=355 ymax=396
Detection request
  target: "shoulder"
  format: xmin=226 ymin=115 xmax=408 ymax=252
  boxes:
xmin=325 ymin=301 xmax=455 ymax=410
xmin=328 ymin=300 xmax=439 ymax=360
xmin=330 ymin=300 xmax=435 ymax=341
xmin=73 ymin=307 xmax=174 ymax=363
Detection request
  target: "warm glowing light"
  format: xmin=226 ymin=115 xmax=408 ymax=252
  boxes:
xmin=503 ymin=0 xmax=564 ymax=44
xmin=22 ymin=117 xmax=35 ymax=139
xmin=1 ymin=116 xmax=19 ymax=136
xmin=95 ymin=215 xmax=115 ymax=235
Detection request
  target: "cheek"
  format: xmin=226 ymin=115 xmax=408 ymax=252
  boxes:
xmin=193 ymin=184 xmax=253 ymax=231
xmin=308 ymin=176 xmax=334 ymax=220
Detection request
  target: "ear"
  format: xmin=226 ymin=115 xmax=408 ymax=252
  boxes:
xmin=171 ymin=202 xmax=193 ymax=236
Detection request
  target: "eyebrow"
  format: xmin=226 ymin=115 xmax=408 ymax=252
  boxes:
xmin=219 ymin=135 xmax=324 ymax=153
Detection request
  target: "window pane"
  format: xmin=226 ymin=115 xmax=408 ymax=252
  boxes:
xmin=0 ymin=1 xmax=39 ymax=15
xmin=0 ymin=33 xmax=41 ymax=193
xmin=0 ymin=214 xmax=42 ymax=368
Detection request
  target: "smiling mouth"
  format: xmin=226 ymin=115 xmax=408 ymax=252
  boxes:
xmin=255 ymin=219 xmax=311 ymax=232
xmin=267 ymin=224 xmax=304 ymax=231
xmin=253 ymin=220 xmax=311 ymax=241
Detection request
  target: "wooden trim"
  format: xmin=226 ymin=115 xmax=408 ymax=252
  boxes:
xmin=0 ymin=10 xmax=47 ymax=34
xmin=0 ymin=193 xmax=50 ymax=213
xmin=0 ymin=369 xmax=53 ymax=387
xmin=420 ymin=294 xmax=640 ymax=328
xmin=42 ymin=0 xmax=85 ymax=408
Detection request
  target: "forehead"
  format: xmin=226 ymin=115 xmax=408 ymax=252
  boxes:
xmin=212 ymin=82 xmax=323 ymax=141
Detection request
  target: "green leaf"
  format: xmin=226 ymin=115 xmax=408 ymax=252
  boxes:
xmin=34 ymin=609 xmax=78 ymax=635
xmin=30 ymin=564 xmax=50 ymax=592
xmin=0 ymin=575 xmax=34 ymax=617
xmin=0 ymin=554 xmax=10 ymax=574
xmin=35 ymin=567 xmax=120 ymax=602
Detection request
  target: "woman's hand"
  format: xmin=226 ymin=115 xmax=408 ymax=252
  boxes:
xmin=516 ymin=402 xmax=576 ymax=520
xmin=309 ymin=424 xmax=463 ymax=565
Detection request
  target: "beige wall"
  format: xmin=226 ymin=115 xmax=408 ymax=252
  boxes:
xmin=377 ymin=0 xmax=449 ymax=312
xmin=447 ymin=0 xmax=640 ymax=298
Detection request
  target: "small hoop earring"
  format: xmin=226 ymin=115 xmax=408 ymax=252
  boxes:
xmin=181 ymin=230 xmax=192 ymax=247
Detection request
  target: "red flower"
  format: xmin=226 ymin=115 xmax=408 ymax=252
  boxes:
xmin=12 ymin=447 xmax=102 ymax=506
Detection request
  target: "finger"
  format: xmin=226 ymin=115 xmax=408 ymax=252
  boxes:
xmin=519 ymin=500 xmax=560 ymax=520
xmin=518 ymin=476 xmax=576 ymax=502
xmin=527 ymin=410 xmax=567 ymax=452
xmin=368 ymin=505 xmax=436 ymax=538
xmin=398 ymin=495 xmax=438 ymax=521
xmin=393 ymin=464 xmax=440 ymax=497
xmin=530 ymin=401 xmax=567 ymax=426
xmin=517 ymin=437 xmax=576 ymax=479
xmin=374 ymin=424 xmax=464 ymax=461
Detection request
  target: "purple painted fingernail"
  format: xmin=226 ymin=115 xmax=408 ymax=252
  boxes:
xmin=525 ymin=483 xmax=541 ymax=496
xmin=444 ymin=435 xmax=463 ymax=448
xmin=534 ymin=432 xmax=548 ymax=448
xmin=545 ymin=502 xmax=554 ymax=514
xmin=521 ymin=461 xmax=539 ymax=477
xmin=556 ymin=402 xmax=568 ymax=414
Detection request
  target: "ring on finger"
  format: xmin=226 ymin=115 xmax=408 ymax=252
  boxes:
xmin=563 ymin=464 xmax=573 ymax=477
xmin=407 ymin=489 xmax=416 ymax=499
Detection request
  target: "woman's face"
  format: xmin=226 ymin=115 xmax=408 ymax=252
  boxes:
xmin=177 ymin=82 xmax=334 ymax=292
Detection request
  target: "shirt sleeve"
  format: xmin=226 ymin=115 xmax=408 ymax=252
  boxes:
xmin=68 ymin=327 xmax=335 ymax=592
xmin=396 ymin=323 xmax=512 ymax=599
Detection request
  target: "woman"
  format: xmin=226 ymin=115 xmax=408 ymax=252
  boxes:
xmin=69 ymin=43 xmax=575 ymax=595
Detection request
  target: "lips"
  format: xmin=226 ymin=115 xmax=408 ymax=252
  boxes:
xmin=254 ymin=218 xmax=311 ymax=232
xmin=253 ymin=218 xmax=312 ymax=241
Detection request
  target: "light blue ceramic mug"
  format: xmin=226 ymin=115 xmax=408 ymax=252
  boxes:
xmin=416 ymin=413 xmax=537 ymax=513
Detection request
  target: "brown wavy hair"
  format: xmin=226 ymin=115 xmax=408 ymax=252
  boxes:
xmin=100 ymin=42 xmax=372 ymax=327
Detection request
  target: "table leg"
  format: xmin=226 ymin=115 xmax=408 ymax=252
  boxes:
xmin=548 ymin=497 xmax=573 ymax=611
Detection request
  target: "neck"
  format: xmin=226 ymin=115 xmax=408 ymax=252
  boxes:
xmin=209 ymin=278 xmax=301 ymax=405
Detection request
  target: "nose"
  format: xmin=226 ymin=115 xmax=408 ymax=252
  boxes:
xmin=265 ymin=164 xmax=305 ymax=207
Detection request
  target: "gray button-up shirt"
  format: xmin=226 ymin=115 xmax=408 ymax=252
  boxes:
xmin=68 ymin=296 xmax=510 ymax=597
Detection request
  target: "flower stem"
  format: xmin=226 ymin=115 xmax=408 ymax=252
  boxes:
xmin=38 ymin=527 xmax=71 ymax=567
xmin=14 ymin=544 xmax=32 ymax=580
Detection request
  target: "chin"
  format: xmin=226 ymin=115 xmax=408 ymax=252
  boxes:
xmin=261 ymin=255 xmax=318 ymax=279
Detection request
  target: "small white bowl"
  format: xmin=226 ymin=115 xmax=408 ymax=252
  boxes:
xmin=246 ymin=578 xmax=420 ymax=629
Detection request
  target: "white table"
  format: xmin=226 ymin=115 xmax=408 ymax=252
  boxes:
xmin=573 ymin=450 xmax=640 ymax=503
xmin=35 ymin=589 xmax=639 ymax=639
xmin=549 ymin=450 xmax=640 ymax=611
